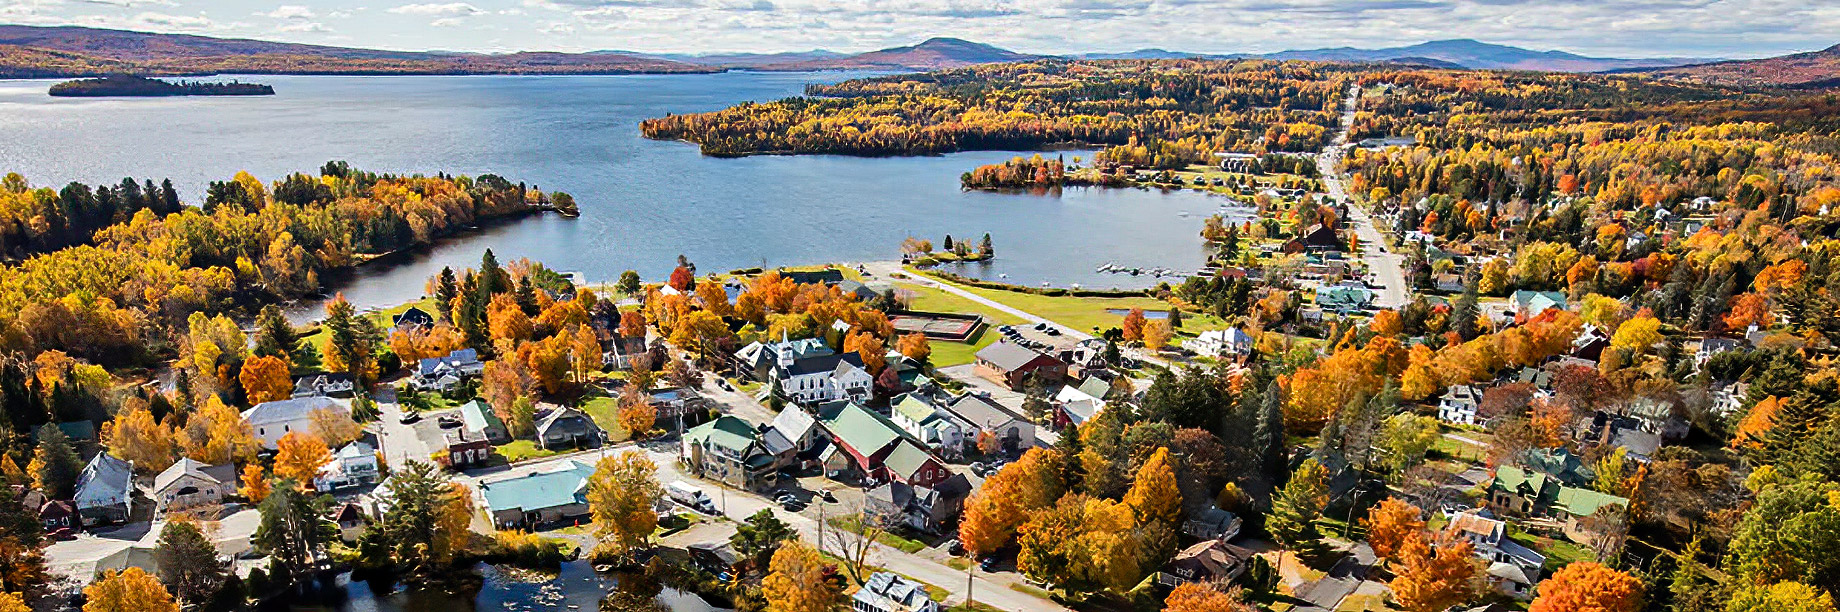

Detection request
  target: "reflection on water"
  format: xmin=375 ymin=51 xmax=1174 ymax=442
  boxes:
xmin=262 ymin=561 xmax=726 ymax=612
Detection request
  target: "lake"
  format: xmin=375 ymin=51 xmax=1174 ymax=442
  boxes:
xmin=267 ymin=561 xmax=726 ymax=612
xmin=0 ymin=72 xmax=1242 ymax=316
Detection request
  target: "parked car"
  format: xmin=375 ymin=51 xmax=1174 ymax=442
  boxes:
xmin=437 ymin=415 xmax=462 ymax=428
xmin=819 ymin=490 xmax=837 ymax=503
xmin=948 ymin=539 xmax=965 ymax=555
xmin=398 ymin=412 xmax=421 ymax=425
xmin=980 ymin=557 xmax=999 ymax=572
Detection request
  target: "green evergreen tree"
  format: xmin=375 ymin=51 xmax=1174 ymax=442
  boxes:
xmin=252 ymin=482 xmax=335 ymax=581
xmin=1268 ymin=459 xmax=1331 ymax=563
xmin=30 ymin=424 xmax=81 ymax=499
xmin=730 ymin=509 xmax=795 ymax=569
xmin=253 ymin=305 xmax=298 ymax=361
xmin=155 ymin=519 xmax=229 ymax=605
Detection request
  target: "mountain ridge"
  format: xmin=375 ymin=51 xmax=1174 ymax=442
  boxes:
xmin=1636 ymin=43 xmax=1840 ymax=88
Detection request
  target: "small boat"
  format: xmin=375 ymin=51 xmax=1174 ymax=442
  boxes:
xmin=999 ymin=273 xmax=1009 ymax=279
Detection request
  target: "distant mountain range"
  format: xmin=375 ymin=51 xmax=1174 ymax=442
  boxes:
xmin=1634 ymin=43 xmax=1840 ymax=88
xmin=0 ymin=25 xmax=1805 ymax=81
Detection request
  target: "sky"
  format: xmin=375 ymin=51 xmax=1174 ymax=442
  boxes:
xmin=1 ymin=0 xmax=1836 ymax=59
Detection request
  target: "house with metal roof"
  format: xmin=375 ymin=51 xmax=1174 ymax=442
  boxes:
xmin=478 ymin=459 xmax=597 ymax=528
xmin=887 ymin=394 xmax=968 ymax=459
xmin=153 ymin=458 xmax=237 ymax=514
xmin=1509 ymin=290 xmax=1567 ymax=317
xmin=762 ymin=407 xmax=824 ymax=469
xmin=459 ymin=399 xmax=510 ymax=443
xmin=944 ymin=393 xmax=1036 ymax=455
xmin=880 ymin=440 xmax=951 ymax=488
xmin=412 ymin=348 xmax=485 ymax=392
xmin=1486 ymin=465 xmax=1629 ymax=545
xmin=291 ymin=372 xmax=356 ymax=398
xmin=817 ymin=401 xmax=942 ymax=485
xmin=682 ymin=416 xmax=777 ymax=492
xmin=534 ymin=406 xmax=604 ymax=450
xmin=1052 ymin=384 xmax=1104 ymax=431
xmin=853 ymin=572 xmax=941 ymax=612
xmin=972 ymin=341 xmax=1066 ymax=390
xmin=1187 ymin=328 xmax=1256 ymax=359
xmin=242 ymin=395 xmax=348 ymax=450
xmin=1314 ymin=284 xmax=1374 ymax=314
xmin=74 ymin=453 xmax=132 ymax=526
xmin=865 ymin=474 xmax=971 ymax=534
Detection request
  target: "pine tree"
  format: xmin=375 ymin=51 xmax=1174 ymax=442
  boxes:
xmin=434 ymin=266 xmax=458 ymax=321
xmin=253 ymin=305 xmax=297 ymax=360
xmin=1268 ymin=459 xmax=1331 ymax=562
xmin=154 ymin=519 xmax=228 ymax=605
xmin=1255 ymin=379 xmax=1289 ymax=500
xmin=30 ymin=424 xmax=82 ymax=499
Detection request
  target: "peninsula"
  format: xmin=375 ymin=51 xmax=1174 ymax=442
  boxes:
xmin=48 ymin=75 xmax=274 ymax=97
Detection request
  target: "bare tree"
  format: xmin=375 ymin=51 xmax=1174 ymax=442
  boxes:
xmin=823 ymin=506 xmax=888 ymax=584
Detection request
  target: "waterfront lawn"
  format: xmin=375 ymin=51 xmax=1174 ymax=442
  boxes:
xmin=920 ymin=273 xmax=1231 ymax=335
xmin=928 ymin=328 xmax=999 ymax=368
xmin=298 ymin=296 xmax=441 ymax=354
xmin=895 ymin=281 xmax=1026 ymax=326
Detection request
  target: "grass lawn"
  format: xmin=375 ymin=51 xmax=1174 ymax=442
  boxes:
xmin=578 ymin=395 xmax=633 ymax=443
xmin=1008 ymin=583 xmax=1054 ymax=600
xmin=827 ymin=515 xmax=927 ymax=554
xmin=929 ymin=327 xmax=999 ymax=368
xmin=299 ymin=296 xmax=439 ymax=352
xmin=895 ymin=281 xmax=1026 ymax=326
xmin=949 ymin=602 xmax=1005 ymax=612
xmin=946 ymin=557 xmax=971 ymax=570
xmin=496 ymin=439 xmax=564 ymax=463
xmin=916 ymin=271 xmax=1232 ymax=336
xmin=1510 ymin=528 xmax=1595 ymax=573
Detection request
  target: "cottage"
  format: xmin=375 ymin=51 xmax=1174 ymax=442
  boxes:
xmin=153 ymin=458 xmax=237 ymax=514
xmin=1052 ymin=384 xmax=1104 ymax=431
xmin=972 ymin=342 xmax=1066 ymax=391
xmin=1571 ymin=325 xmax=1611 ymax=361
xmin=1438 ymin=385 xmax=1481 ymax=426
xmin=26 ymin=491 xmax=76 ymax=532
xmin=881 ymin=440 xmax=952 ymax=488
xmin=1187 ymin=328 xmax=1255 ymax=359
xmin=944 ymin=394 xmax=1036 ymax=456
xmin=1156 ymin=539 xmax=1257 ymax=587
xmin=888 ymin=394 xmax=968 ymax=458
xmin=1445 ymin=511 xmax=1544 ymax=600
xmin=316 ymin=441 xmax=380 ymax=491
xmin=242 ymin=396 xmax=349 ymax=450
xmin=865 ymin=474 xmax=972 ymax=534
xmin=479 ymin=460 xmax=596 ymax=528
xmin=291 ymin=372 xmax=356 ymax=398
xmin=1509 ymin=290 xmax=1567 ymax=317
xmin=646 ymin=387 xmax=708 ymax=423
xmin=853 ymin=572 xmax=941 ymax=612
xmin=762 ymin=407 xmax=824 ymax=469
xmin=332 ymin=502 xmax=367 ymax=542
xmin=1287 ymin=223 xmax=1342 ymax=253
xmin=412 ymin=348 xmax=485 ymax=391
xmin=535 ymin=406 xmax=604 ymax=450
xmin=74 ymin=453 xmax=133 ymax=526
xmin=441 ymin=430 xmax=494 ymax=469
xmin=682 ymin=416 xmax=777 ymax=492
xmin=457 ymin=399 xmax=511 ymax=444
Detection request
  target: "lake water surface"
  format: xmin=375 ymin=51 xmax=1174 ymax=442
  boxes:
xmin=0 ymin=72 xmax=1239 ymax=314
xmin=269 ymin=561 xmax=725 ymax=612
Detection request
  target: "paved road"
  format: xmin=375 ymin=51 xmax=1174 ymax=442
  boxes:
xmin=1319 ymin=85 xmax=1411 ymax=310
xmin=372 ymin=386 xmax=431 ymax=469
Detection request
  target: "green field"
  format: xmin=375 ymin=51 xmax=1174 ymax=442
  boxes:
xmin=915 ymin=271 xmax=1233 ymax=337
xmin=298 ymin=296 xmax=440 ymax=353
xmin=891 ymin=279 xmax=1024 ymax=367
xmin=579 ymin=395 xmax=635 ymax=442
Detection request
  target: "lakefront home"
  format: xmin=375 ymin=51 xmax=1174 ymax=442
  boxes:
xmin=412 ymin=348 xmax=485 ymax=391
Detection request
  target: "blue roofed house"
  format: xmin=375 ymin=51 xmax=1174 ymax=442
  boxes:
xmin=413 ymin=348 xmax=485 ymax=392
xmin=682 ymin=415 xmax=778 ymax=492
xmin=1510 ymin=290 xmax=1567 ymax=318
xmin=853 ymin=572 xmax=941 ymax=612
xmin=479 ymin=459 xmax=597 ymax=528
xmin=74 ymin=453 xmax=133 ymax=526
xmin=242 ymin=396 xmax=349 ymax=450
xmin=459 ymin=399 xmax=511 ymax=444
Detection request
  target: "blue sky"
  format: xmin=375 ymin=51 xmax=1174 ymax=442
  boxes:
xmin=1 ymin=0 xmax=1834 ymax=58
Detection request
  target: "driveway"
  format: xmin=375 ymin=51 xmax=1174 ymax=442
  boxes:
xmin=372 ymin=386 xmax=432 ymax=469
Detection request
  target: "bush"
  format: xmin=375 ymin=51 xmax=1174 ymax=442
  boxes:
xmin=490 ymin=530 xmax=573 ymax=568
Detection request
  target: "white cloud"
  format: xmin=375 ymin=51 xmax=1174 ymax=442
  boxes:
xmin=257 ymin=5 xmax=316 ymax=19
xmin=429 ymin=16 xmax=468 ymax=25
xmin=277 ymin=21 xmax=330 ymax=32
xmin=125 ymin=11 xmax=219 ymax=30
xmin=80 ymin=0 xmax=179 ymax=7
xmin=387 ymin=2 xmax=485 ymax=15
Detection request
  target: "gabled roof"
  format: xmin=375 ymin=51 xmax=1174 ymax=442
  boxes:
xmin=394 ymin=307 xmax=434 ymax=329
xmin=945 ymin=393 xmax=1024 ymax=431
xmin=821 ymin=402 xmax=913 ymax=458
xmin=479 ymin=460 xmax=596 ymax=513
xmin=686 ymin=415 xmax=761 ymax=454
xmin=1077 ymin=377 xmax=1113 ymax=400
xmin=536 ymin=406 xmax=599 ymax=436
xmin=856 ymin=572 xmax=937 ymax=611
xmin=891 ymin=394 xmax=943 ymax=424
xmin=154 ymin=458 xmax=234 ymax=493
xmin=882 ymin=440 xmax=938 ymax=480
xmin=975 ymin=341 xmax=1059 ymax=371
xmin=1447 ymin=511 xmax=1504 ymax=542
xmin=779 ymin=352 xmax=865 ymax=377
xmin=460 ymin=399 xmax=505 ymax=434
xmin=1555 ymin=485 xmax=1628 ymax=517
xmin=334 ymin=441 xmax=375 ymax=460
xmin=242 ymin=396 xmax=343 ymax=426
xmin=76 ymin=453 xmax=132 ymax=502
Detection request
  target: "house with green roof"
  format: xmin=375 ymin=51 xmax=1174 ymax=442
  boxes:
xmin=818 ymin=401 xmax=950 ymax=487
xmin=682 ymin=416 xmax=777 ymax=492
xmin=887 ymin=394 xmax=968 ymax=460
xmin=460 ymin=399 xmax=509 ymax=444
xmin=477 ymin=459 xmax=597 ymax=529
xmin=1486 ymin=464 xmax=1629 ymax=546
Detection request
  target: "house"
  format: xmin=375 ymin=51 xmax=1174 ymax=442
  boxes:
xmin=944 ymin=394 xmax=1037 ymax=456
xmin=601 ymin=336 xmax=649 ymax=370
xmin=29 ymin=493 xmax=76 ymax=532
xmin=1156 ymin=539 xmax=1257 ymax=587
xmin=74 ymin=453 xmax=133 ymax=526
xmin=888 ymin=394 xmax=968 ymax=459
xmin=782 ymin=269 xmax=845 ymax=286
xmin=768 ymin=342 xmax=874 ymax=405
xmin=242 ymin=396 xmax=349 ymax=450
xmin=459 ymin=399 xmax=511 ymax=444
xmin=441 ymin=430 xmax=494 ymax=469
xmin=1488 ymin=562 xmax=1539 ymax=600
xmin=332 ymin=502 xmax=367 ymax=542
xmin=646 ymin=386 xmax=708 ymax=423
xmin=1314 ymin=285 xmax=1374 ymax=313
xmin=688 ymin=541 xmax=745 ymax=577
xmin=817 ymin=401 xmax=928 ymax=484
xmin=534 ymin=406 xmax=604 ymax=451
xmin=853 ymin=572 xmax=941 ymax=612
xmin=972 ymin=342 xmax=1066 ymax=391
xmin=153 ymin=458 xmax=237 ymax=514
xmin=1711 ymin=382 xmax=1749 ymax=418
xmin=1695 ymin=337 xmax=1742 ymax=368
xmin=1433 ymin=273 xmax=1465 ymax=293
xmin=392 ymin=307 xmax=435 ymax=334
xmin=1625 ymin=398 xmax=1690 ymax=440
xmin=1444 ymin=511 xmax=1544 ymax=599
xmin=1509 ymin=290 xmax=1567 ymax=317
xmin=881 ymin=440 xmax=952 ymax=488
xmin=865 ymin=474 xmax=972 ymax=534
xmin=1287 ymin=224 xmax=1342 ymax=253
xmin=1437 ymin=385 xmax=1481 ymax=426
xmin=1052 ymin=384 xmax=1104 ymax=431
xmin=412 ymin=348 xmax=485 ymax=391
xmin=479 ymin=459 xmax=596 ymax=528
xmin=1571 ymin=324 xmax=1611 ymax=361
xmin=1486 ymin=465 xmax=1629 ymax=535
xmin=291 ymin=372 xmax=356 ymax=398
xmin=762 ymin=407 xmax=824 ymax=469
xmin=681 ymin=416 xmax=777 ymax=492
xmin=732 ymin=337 xmax=832 ymax=381
xmin=316 ymin=441 xmax=380 ymax=492
xmin=1187 ymin=328 xmax=1255 ymax=359
xmin=1182 ymin=506 xmax=1243 ymax=541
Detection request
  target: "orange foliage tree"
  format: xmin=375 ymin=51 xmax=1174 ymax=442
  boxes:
xmin=239 ymin=355 xmax=293 ymax=404
xmin=1529 ymin=562 xmax=1644 ymax=612
xmin=1361 ymin=497 xmax=1426 ymax=561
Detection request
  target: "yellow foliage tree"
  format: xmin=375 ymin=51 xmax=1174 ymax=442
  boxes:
xmin=238 ymin=355 xmax=293 ymax=404
xmin=83 ymin=567 xmax=178 ymax=612
xmin=761 ymin=540 xmax=838 ymax=612
xmin=1125 ymin=447 xmax=1182 ymax=528
xmin=273 ymin=432 xmax=331 ymax=488
xmin=239 ymin=464 xmax=270 ymax=503
xmin=587 ymin=451 xmax=662 ymax=559
xmin=107 ymin=397 xmax=174 ymax=472
xmin=182 ymin=396 xmax=259 ymax=465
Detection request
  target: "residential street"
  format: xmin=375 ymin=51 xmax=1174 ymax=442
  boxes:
xmin=1320 ymin=84 xmax=1411 ymax=309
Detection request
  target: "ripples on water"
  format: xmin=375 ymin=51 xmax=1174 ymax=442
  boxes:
xmin=0 ymin=73 xmax=1241 ymax=318
xmin=266 ymin=560 xmax=726 ymax=612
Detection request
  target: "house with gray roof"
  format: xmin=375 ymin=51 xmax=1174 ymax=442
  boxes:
xmin=682 ymin=416 xmax=777 ymax=492
xmin=315 ymin=441 xmax=380 ymax=492
xmin=866 ymin=473 xmax=971 ymax=534
xmin=478 ymin=459 xmax=596 ymax=528
xmin=973 ymin=341 xmax=1065 ymax=390
xmin=535 ymin=406 xmax=604 ymax=450
xmin=413 ymin=348 xmax=484 ymax=392
xmin=291 ymin=372 xmax=355 ymax=398
xmin=944 ymin=393 xmax=1036 ymax=455
xmin=153 ymin=458 xmax=237 ymax=514
xmin=74 ymin=453 xmax=132 ymax=526
xmin=854 ymin=572 xmax=941 ymax=612
xmin=242 ymin=395 xmax=348 ymax=450
xmin=732 ymin=337 xmax=832 ymax=381
xmin=763 ymin=406 xmax=825 ymax=470
xmin=769 ymin=347 xmax=873 ymax=405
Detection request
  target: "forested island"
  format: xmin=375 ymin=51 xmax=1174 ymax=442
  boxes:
xmin=48 ymin=75 xmax=274 ymax=97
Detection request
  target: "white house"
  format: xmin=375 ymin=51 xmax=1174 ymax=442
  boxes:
xmin=412 ymin=348 xmax=485 ymax=391
xmin=1438 ymin=385 xmax=1481 ymax=426
xmin=770 ymin=345 xmax=873 ymax=405
xmin=316 ymin=441 xmax=381 ymax=492
xmin=153 ymin=458 xmax=237 ymax=514
xmin=1187 ymin=328 xmax=1255 ymax=359
xmin=1446 ymin=511 xmax=1544 ymax=600
xmin=888 ymin=394 xmax=969 ymax=459
xmin=853 ymin=572 xmax=941 ymax=612
xmin=242 ymin=396 xmax=349 ymax=450
xmin=74 ymin=453 xmax=133 ymax=526
xmin=944 ymin=394 xmax=1036 ymax=455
